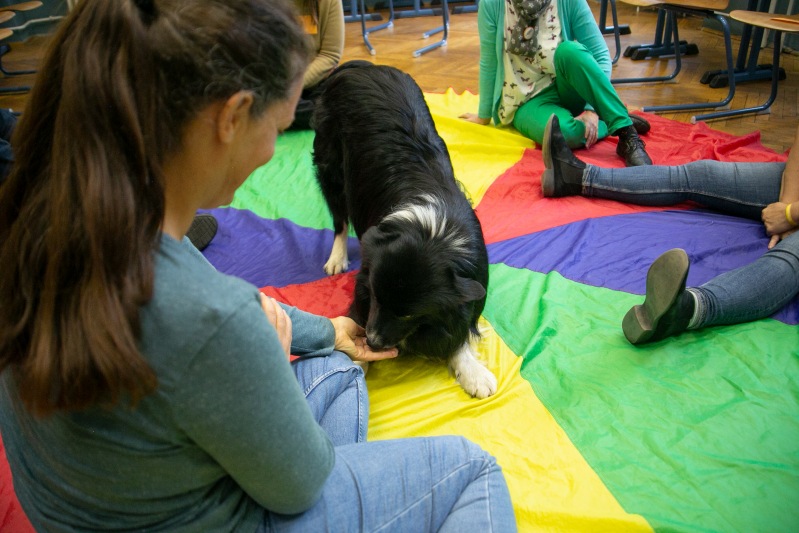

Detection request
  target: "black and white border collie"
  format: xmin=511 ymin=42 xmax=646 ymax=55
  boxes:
xmin=312 ymin=61 xmax=496 ymax=398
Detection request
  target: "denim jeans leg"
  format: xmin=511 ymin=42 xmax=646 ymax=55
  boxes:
xmin=691 ymin=231 xmax=799 ymax=328
xmin=292 ymin=351 xmax=368 ymax=446
xmin=262 ymin=436 xmax=517 ymax=533
xmin=584 ymin=160 xmax=785 ymax=219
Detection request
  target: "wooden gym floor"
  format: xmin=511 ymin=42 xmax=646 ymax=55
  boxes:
xmin=0 ymin=2 xmax=796 ymax=152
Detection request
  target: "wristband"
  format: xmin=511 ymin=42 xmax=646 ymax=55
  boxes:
xmin=787 ymin=203 xmax=798 ymax=227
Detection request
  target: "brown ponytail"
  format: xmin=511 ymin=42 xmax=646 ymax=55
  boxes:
xmin=0 ymin=0 xmax=310 ymax=416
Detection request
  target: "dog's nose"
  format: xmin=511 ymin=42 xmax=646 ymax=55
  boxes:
xmin=366 ymin=332 xmax=389 ymax=351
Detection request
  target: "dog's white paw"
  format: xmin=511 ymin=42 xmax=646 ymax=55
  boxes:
xmin=323 ymin=256 xmax=349 ymax=276
xmin=324 ymin=229 xmax=349 ymax=275
xmin=449 ymin=344 xmax=497 ymax=399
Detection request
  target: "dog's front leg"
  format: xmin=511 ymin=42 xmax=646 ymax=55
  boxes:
xmin=448 ymin=340 xmax=497 ymax=399
xmin=324 ymin=224 xmax=350 ymax=275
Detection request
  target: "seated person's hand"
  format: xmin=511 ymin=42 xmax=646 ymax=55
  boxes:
xmin=330 ymin=316 xmax=399 ymax=362
xmin=459 ymin=112 xmax=490 ymax=126
xmin=259 ymin=293 xmax=292 ymax=360
xmin=762 ymin=201 xmax=798 ymax=249
xmin=575 ymin=110 xmax=599 ymax=149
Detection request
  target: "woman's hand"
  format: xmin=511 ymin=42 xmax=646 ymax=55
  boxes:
xmin=330 ymin=316 xmax=399 ymax=362
xmin=762 ymin=201 xmax=798 ymax=249
xmin=767 ymin=229 xmax=797 ymax=249
xmin=259 ymin=293 xmax=292 ymax=360
xmin=575 ymin=110 xmax=599 ymax=149
xmin=459 ymin=113 xmax=491 ymax=126
xmin=762 ymin=201 xmax=796 ymax=234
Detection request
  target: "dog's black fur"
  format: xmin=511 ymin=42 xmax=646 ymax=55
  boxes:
xmin=312 ymin=61 xmax=490 ymax=369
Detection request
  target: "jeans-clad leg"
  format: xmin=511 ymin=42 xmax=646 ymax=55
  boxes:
xmin=584 ymin=160 xmax=786 ymax=219
xmin=691 ymin=231 xmax=799 ymax=328
xmin=292 ymin=351 xmax=368 ymax=445
xmin=261 ymin=436 xmax=517 ymax=533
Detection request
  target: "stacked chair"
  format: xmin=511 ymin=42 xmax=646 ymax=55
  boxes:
xmin=0 ymin=1 xmax=43 ymax=94
xmin=694 ymin=9 xmax=799 ymax=121
xmin=610 ymin=0 xmax=737 ymax=123
xmin=357 ymin=0 xmax=479 ymax=57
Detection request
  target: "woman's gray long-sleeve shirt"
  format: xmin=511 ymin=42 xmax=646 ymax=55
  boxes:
xmin=0 ymin=235 xmax=336 ymax=532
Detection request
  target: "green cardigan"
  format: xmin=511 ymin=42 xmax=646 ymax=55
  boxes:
xmin=477 ymin=0 xmax=612 ymax=123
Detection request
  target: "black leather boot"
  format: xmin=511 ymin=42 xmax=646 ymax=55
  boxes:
xmin=630 ymin=114 xmax=650 ymax=135
xmin=615 ymin=126 xmax=652 ymax=167
xmin=541 ymin=115 xmax=586 ymax=198
xmin=622 ymin=248 xmax=695 ymax=345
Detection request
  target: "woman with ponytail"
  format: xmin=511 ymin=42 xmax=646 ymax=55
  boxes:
xmin=0 ymin=1 xmax=516 ymax=531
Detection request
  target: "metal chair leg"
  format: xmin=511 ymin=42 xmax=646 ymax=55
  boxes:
xmin=453 ymin=0 xmax=479 ymax=14
xmin=607 ymin=0 xmax=622 ymax=64
xmin=691 ymin=30 xmax=783 ymax=123
xmin=0 ymin=44 xmax=36 ymax=76
xmin=612 ymin=9 xmax=682 ymax=84
xmin=642 ymin=12 xmax=735 ymax=113
xmin=0 ymin=84 xmax=30 ymax=93
xmin=344 ymin=0 xmax=382 ymax=22
xmin=599 ymin=0 xmax=631 ymax=36
xmin=359 ymin=0 xmax=394 ymax=55
xmin=413 ymin=0 xmax=449 ymax=57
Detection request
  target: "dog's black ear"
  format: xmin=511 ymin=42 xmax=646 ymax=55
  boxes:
xmin=361 ymin=225 xmax=382 ymax=247
xmin=454 ymin=276 xmax=486 ymax=303
xmin=362 ymin=224 xmax=398 ymax=248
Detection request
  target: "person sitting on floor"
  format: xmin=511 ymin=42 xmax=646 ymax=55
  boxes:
xmin=289 ymin=0 xmax=344 ymax=130
xmin=0 ymin=1 xmax=518 ymax=531
xmin=459 ymin=0 xmax=652 ymax=167
xmin=541 ymin=114 xmax=799 ymax=344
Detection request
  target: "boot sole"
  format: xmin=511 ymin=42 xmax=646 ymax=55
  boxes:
xmin=622 ymin=249 xmax=689 ymax=344
xmin=542 ymin=169 xmax=555 ymax=197
xmin=541 ymin=115 xmax=556 ymax=196
xmin=630 ymin=113 xmax=651 ymax=135
xmin=542 ymin=114 xmax=555 ymax=170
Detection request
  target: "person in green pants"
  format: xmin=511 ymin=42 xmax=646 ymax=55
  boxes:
xmin=460 ymin=0 xmax=652 ymax=167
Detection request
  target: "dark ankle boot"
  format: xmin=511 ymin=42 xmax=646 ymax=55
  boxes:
xmin=629 ymin=114 xmax=650 ymax=135
xmin=615 ymin=126 xmax=652 ymax=167
xmin=622 ymin=248 xmax=695 ymax=345
xmin=541 ymin=115 xmax=586 ymax=197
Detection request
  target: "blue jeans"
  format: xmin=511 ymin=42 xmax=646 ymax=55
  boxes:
xmin=584 ymin=160 xmax=785 ymax=219
xmin=258 ymin=351 xmax=517 ymax=532
xmin=583 ymin=160 xmax=799 ymax=328
xmin=689 ymin=232 xmax=799 ymax=327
